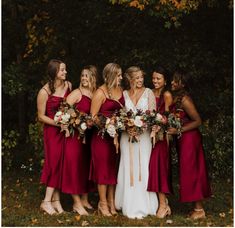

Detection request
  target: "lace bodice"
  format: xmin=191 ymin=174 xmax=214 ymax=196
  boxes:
xmin=123 ymin=88 xmax=156 ymax=112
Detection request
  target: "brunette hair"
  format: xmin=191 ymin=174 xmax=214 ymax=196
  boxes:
xmin=152 ymin=65 xmax=170 ymax=95
xmin=47 ymin=59 xmax=63 ymax=94
xmin=172 ymin=69 xmax=190 ymax=109
xmin=123 ymin=66 xmax=145 ymax=90
xmin=103 ymin=63 xmax=121 ymax=90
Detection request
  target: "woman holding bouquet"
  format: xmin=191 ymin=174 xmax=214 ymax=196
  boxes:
xmin=115 ymin=66 xmax=158 ymax=219
xmin=167 ymin=69 xmax=212 ymax=219
xmin=90 ymin=63 xmax=124 ymax=216
xmin=61 ymin=65 xmax=97 ymax=215
xmin=37 ymin=59 xmax=72 ymax=215
xmin=147 ymin=66 xmax=173 ymax=218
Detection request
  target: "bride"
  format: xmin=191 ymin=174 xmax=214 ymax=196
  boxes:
xmin=115 ymin=66 xmax=158 ymax=219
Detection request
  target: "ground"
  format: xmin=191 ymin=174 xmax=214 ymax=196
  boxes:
xmin=2 ymin=171 xmax=233 ymax=227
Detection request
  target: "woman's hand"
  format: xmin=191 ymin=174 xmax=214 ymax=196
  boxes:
xmin=167 ymin=127 xmax=178 ymax=135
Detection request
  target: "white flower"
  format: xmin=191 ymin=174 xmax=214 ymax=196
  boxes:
xmin=156 ymin=113 xmax=163 ymax=122
xmin=134 ymin=116 xmax=143 ymax=127
xmin=106 ymin=118 xmax=111 ymax=125
xmin=54 ymin=111 xmax=63 ymax=122
xmin=80 ymin=122 xmax=87 ymax=130
xmin=61 ymin=113 xmax=70 ymax=124
xmin=106 ymin=124 xmax=116 ymax=137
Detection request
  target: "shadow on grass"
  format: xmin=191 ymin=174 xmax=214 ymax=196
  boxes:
xmin=2 ymin=170 xmax=233 ymax=227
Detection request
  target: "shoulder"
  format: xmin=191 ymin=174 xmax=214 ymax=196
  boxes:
xmin=66 ymin=80 xmax=72 ymax=90
xmin=163 ymin=91 xmax=172 ymax=99
xmin=93 ymin=86 xmax=106 ymax=99
xmin=38 ymin=83 xmax=50 ymax=96
xmin=182 ymin=95 xmax=192 ymax=103
xmin=68 ymin=88 xmax=81 ymax=97
xmin=146 ymin=88 xmax=154 ymax=96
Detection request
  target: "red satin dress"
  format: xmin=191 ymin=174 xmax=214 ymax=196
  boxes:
xmin=147 ymin=96 xmax=173 ymax=194
xmin=40 ymin=88 xmax=70 ymax=189
xmin=90 ymin=94 xmax=125 ymax=185
xmin=61 ymin=95 xmax=93 ymax=194
xmin=177 ymin=108 xmax=212 ymax=202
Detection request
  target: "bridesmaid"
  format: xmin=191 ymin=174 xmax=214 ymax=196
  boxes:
xmin=90 ymin=63 xmax=124 ymax=216
xmin=37 ymin=59 xmax=72 ymax=215
xmin=61 ymin=65 xmax=97 ymax=215
xmin=147 ymin=66 xmax=173 ymax=218
xmin=167 ymin=69 xmax=212 ymax=219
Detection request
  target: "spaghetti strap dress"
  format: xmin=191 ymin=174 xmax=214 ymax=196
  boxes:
xmin=90 ymin=91 xmax=124 ymax=185
xmin=61 ymin=95 xmax=93 ymax=194
xmin=40 ymin=87 xmax=70 ymax=189
xmin=147 ymin=96 xmax=173 ymax=194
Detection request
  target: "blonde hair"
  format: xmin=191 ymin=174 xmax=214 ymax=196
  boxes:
xmin=123 ymin=66 xmax=144 ymax=90
xmin=103 ymin=63 xmax=121 ymax=90
xmin=79 ymin=65 xmax=98 ymax=92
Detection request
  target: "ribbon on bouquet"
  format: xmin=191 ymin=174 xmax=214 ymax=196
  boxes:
xmin=113 ymin=134 xmax=119 ymax=154
xmin=129 ymin=137 xmax=142 ymax=187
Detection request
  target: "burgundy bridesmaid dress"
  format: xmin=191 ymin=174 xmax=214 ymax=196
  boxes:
xmin=90 ymin=92 xmax=125 ymax=185
xmin=147 ymin=96 xmax=173 ymax=194
xmin=40 ymin=88 xmax=70 ymax=189
xmin=61 ymin=95 xmax=93 ymax=194
xmin=177 ymin=108 xmax=212 ymax=202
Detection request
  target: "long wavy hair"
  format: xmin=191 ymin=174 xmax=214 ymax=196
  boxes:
xmin=123 ymin=66 xmax=145 ymax=90
xmin=47 ymin=59 xmax=63 ymax=94
xmin=103 ymin=63 xmax=121 ymax=91
xmin=79 ymin=65 xmax=98 ymax=93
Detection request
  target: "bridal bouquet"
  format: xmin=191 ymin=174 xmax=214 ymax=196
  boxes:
xmin=145 ymin=109 xmax=168 ymax=146
xmin=118 ymin=108 xmax=148 ymax=143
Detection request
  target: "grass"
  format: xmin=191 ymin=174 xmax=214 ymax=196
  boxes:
xmin=2 ymin=170 xmax=233 ymax=227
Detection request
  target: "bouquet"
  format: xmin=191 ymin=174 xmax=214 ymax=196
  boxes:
xmin=118 ymin=108 xmax=148 ymax=143
xmin=93 ymin=113 xmax=124 ymax=153
xmin=167 ymin=111 xmax=182 ymax=139
xmin=69 ymin=108 xmax=93 ymax=143
xmin=54 ymin=100 xmax=74 ymax=137
xmin=145 ymin=110 xmax=168 ymax=147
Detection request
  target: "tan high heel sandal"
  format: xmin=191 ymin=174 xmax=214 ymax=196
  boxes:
xmin=108 ymin=201 xmax=118 ymax=215
xmin=73 ymin=204 xmax=89 ymax=216
xmin=51 ymin=200 xmax=64 ymax=214
xmin=190 ymin=208 xmax=206 ymax=219
xmin=156 ymin=198 xmax=171 ymax=218
xmin=40 ymin=200 xmax=57 ymax=215
xmin=98 ymin=201 xmax=112 ymax=216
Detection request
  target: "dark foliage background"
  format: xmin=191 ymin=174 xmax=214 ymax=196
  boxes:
xmin=2 ymin=0 xmax=233 ymax=179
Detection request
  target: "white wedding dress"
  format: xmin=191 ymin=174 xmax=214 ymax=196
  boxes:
xmin=115 ymin=88 xmax=158 ymax=219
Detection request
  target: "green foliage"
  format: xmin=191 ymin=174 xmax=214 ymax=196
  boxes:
xmin=200 ymin=115 xmax=233 ymax=179
xmin=27 ymin=122 xmax=44 ymax=169
xmin=2 ymin=63 xmax=27 ymax=96
xmin=2 ymin=130 xmax=20 ymax=171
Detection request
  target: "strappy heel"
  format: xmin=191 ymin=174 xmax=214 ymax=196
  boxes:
xmin=51 ymin=199 xmax=64 ymax=214
xmin=156 ymin=198 xmax=171 ymax=218
xmin=40 ymin=200 xmax=57 ymax=215
xmin=190 ymin=208 xmax=206 ymax=219
xmin=108 ymin=201 xmax=118 ymax=215
xmin=73 ymin=204 xmax=89 ymax=216
xmin=98 ymin=201 xmax=112 ymax=216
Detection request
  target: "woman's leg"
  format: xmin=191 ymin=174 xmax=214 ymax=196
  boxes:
xmin=156 ymin=192 xmax=171 ymax=218
xmin=72 ymin=194 xmax=89 ymax=215
xmin=51 ymin=189 xmax=64 ymax=213
xmin=107 ymin=185 xmax=117 ymax=215
xmin=81 ymin=193 xmax=93 ymax=209
xmin=40 ymin=187 xmax=57 ymax=215
xmin=97 ymin=184 xmax=112 ymax=216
